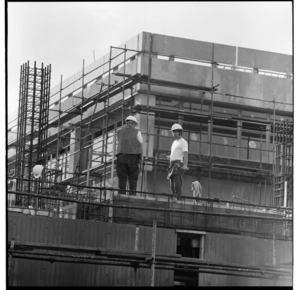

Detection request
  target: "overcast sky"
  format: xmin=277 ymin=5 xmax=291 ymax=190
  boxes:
xmin=7 ymin=2 xmax=293 ymax=117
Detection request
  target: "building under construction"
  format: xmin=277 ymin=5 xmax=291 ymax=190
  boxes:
xmin=7 ymin=32 xmax=293 ymax=286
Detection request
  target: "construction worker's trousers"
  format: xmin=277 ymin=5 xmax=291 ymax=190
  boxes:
xmin=168 ymin=161 xmax=184 ymax=199
xmin=116 ymin=154 xmax=140 ymax=195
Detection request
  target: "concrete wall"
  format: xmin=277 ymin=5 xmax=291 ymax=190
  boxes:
xmin=8 ymin=212 xmax=175 ymax=286
xmin=147 ymin=33 xmax=292 ymax=74
xmin=201 ymin=232 xmax=292 ymax=286
xmin=145 ymin=170 xmax=273 ymax=205
xmin=8 ymin=212 xmax=291 ymax=286
xmin=139 ymin=56 xmax=292 ymax=112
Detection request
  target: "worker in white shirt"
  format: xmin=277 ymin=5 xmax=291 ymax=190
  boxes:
xmin=191 ymin=180 xmax=202 ymax=204
xmin=116 ymin=115 xmax=143 ymax=195
xmin=160 ymin=123 xmax=189 ymax=201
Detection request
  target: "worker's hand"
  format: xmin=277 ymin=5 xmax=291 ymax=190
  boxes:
xmin=182 ymin=165 xmax=189 ymax=171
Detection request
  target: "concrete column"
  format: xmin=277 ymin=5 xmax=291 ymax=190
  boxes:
xmin=266 ymin=113 xmax=271 ymax=163
xmin=68 ymin=128 xmax=81 ymax=176
xmin=237 ymin=109 xmax=242 ymax=159
xmin=178 ymin=101 xmax=183 ymax=125
xmin=134 ymin=93 xmax=156 ymax=194
xmin=207 ymin=104 xmax=212 ymax=156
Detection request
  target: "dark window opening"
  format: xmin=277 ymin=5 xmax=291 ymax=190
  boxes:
xmin=242 ymin=122 xmax=266 ymax=132
xmin=213 ymin=126 xmax=237 ymax=136
xmin=174 ymin=232 xmax=205 ymax=287
xmin=213 ymin=118 xmax=237 ymax=128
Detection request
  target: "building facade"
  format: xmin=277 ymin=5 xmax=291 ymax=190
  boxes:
xmin=7 ymin=32 xmax=293 ymax=286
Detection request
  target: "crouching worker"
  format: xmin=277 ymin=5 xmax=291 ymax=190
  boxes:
xmin=116 ymin=115 xmax=143 ymax=195
xmin=160 ymin=123 xmax=189 ymax=201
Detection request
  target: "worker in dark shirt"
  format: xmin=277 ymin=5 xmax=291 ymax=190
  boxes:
xmin=116 ymin=115 xmax=143 ymax=195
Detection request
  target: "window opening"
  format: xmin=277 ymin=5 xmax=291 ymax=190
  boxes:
xmin=174 ymin=231 xmax=206 ymax=287
xmin=242 ymin=110 xmax=267 ymax=120
xmin=156 ymin=98 xmax=180 ymax=110
xmin=154 ymin=119 xmax=175 ymax=152
xmin=241 ymin=124 xmax=267 ymax=162
xmin=182 ymin=122 xmax=208 ymax=155
xmin=213 ymin=106 xmax=238 ymax=117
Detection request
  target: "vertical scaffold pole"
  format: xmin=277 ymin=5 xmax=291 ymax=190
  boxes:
xmin=55 ymin=75 xmax=63 ymax=186
xmin=78 ymin=60 xmax=85 ymax=186
xmin=122 ymin=45 xmax=126 ymax=125
xmin=272 ymin=92 xmax=276 ymax=206
xmin=153 ymin=110 xmax=160 ymax=195
xmin=208 ymin=44 xmax=215 ymax=199
xmin=109 ymin=132 xmax=116 ymax=222
xmin=144 ymin=34 xmax=153 ymax=194
xmin=150 ymin=220 xmax=157 ymax=286
xmin=86 ymin=134 xmax=93 ymax=187
xmin=103 ymin=46 xmax=112 ymax=194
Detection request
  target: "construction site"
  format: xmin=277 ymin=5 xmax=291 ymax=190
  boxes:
xmin=7 ymin=32 xmax=293 ymax=286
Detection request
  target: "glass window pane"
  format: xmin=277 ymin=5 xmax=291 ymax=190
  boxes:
xmin=213 ymin=106 xmax=238 ymax=116
xmin=200 ymin=133 xmax=208 ymax=155
xmin=240 ymin=138 xmax=267 ymax=162
xmin=212 ymin=135 xmax=237 ymax=158
xmin=242 ymin=110 xmax=267 ymax=120
xmin=154 ymin=127 xmax=174 ymax=152
xmin=156 ymin=98 xmax=180 ymax=110
xmin=92 ymin=135 xmax=103 ymax=168
xmin=183 ymin=102 xmax=209 ymax=113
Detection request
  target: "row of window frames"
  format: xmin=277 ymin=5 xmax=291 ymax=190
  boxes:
xmin=155 ymin=135 xmax=282 ymax=163
xmin=157 ymin=131 xmax=289 ymax=144
xmin=43 ymin=137 xmax=276 ymax=166
xmin=87 ymin=126 xmax=278 ymax=151
xmin=45 ymin=130 xmax=285 ymax=158
xmin=43 ymin=126 xmax=288 ymax=160
xmin=7 ymin=107 xmax=292 ymax=133
xmin=156 ymin=101 xmax=293 ymax=122
xmin=155 ymin=124 xmax=290 ymax=139
xmin=45 ymin=134 xmax=271 ymax=155
xmin=156 ymin=117 xmax=291 ymax=130
xmin=155 ymin=134 xmax=275 ymax=147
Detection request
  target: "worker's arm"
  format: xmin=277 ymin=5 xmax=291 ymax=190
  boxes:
xmin=182 ymin=151 xmax=189 ymax=170
xmin=137 ymin=131 xmax=143 ymax=143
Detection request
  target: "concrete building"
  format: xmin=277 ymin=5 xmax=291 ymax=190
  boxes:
xmin=7 ymin=32 xmax=293 ymax=286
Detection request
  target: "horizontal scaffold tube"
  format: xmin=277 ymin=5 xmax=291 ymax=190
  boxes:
xmin=8 ymin=190 xmax=292 ymax=222
xmin=8 ymin=241 xmax=292 ymax=280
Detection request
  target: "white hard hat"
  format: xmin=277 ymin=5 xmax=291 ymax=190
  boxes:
xmin=125 ymin=115 xmax=138 ymax=125
xmin=171 ymin=123 xmax=183 ymax=131
xmin=33 ymin=165 xmax=44 ymax=178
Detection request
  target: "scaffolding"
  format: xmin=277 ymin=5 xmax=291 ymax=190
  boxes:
xmin=273 ymin=120 xmax=293 ymax=207
xmin=8 ymin=36 xmax=293 ymax=225
xmin=14 ymin=61 xmax=51 ymax=205
xmin=7 ymin=38 xmax=294 ymax=286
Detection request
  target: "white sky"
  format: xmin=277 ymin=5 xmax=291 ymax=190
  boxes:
xmin=7 ymin=2 xmax=293 ymax=116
